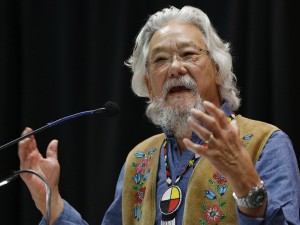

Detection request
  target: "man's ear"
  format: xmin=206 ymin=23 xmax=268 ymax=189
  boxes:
xmin=214 ymin=63 xmax=223 ymax=86
xmin=144 ymin=75 xmax=154 ymax=99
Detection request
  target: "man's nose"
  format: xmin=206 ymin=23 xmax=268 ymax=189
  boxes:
xmin=168 ymin=54 xmax=188 ymax=78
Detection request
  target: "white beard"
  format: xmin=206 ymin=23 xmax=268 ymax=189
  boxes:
xmin=145 ymin=75 xmax=204 ymax=138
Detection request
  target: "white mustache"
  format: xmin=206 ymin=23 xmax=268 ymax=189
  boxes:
xmin=162 ymin=75 xmax=198 ymax=98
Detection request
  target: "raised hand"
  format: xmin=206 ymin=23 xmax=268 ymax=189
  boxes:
xmin=183 ymin=101 xmax=266 ymax=217
xmin=18 ymin=127 xmax=64 ymax=224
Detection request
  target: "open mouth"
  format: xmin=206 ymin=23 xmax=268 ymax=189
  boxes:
xmin=168 ymin=85 xmax=191 ymax=94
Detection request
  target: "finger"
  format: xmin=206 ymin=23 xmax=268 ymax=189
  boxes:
xmin=18 ymin=128 xmax=40 ymax=169
xmin=46 ymin=140 xmax=58 ymax=160
xmin=18 ymin=137 xmax=37 ymax=162
xmin=187 ymin=116 xmax=212 ymax=143
xmin=21 ymin=127 xmax=37 ymax=145
xmin=203 ymin=101 xmax=230 ymax=130
xmin=183 ymin=138 xmax=207 ymax=156
xmin=19 ymin=152 xmax=42 ymax=185
xmin=190 ymin=108 xmax=222 ymax=139
xmin=230 ymin=119 xmax=239 ymax=134
xmin=205 ymin=133 xmax=215 ymax=146
xmin=19 ymin=127 xmax=37 ymax=153
xmin=20 ymin=149 xmax=39 ymax=171
xmin=21 ymin=127 xmax=33 ymax=136
xmin=228 ymin=120 xmax=243 ymax=149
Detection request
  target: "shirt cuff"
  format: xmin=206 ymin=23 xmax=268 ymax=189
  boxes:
xmin=236 ymin=207 xmax=264 ymax=225
xmin=39 ymin=200 xmax=86 ymax=225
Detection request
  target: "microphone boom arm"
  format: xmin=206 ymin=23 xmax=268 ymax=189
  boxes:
xmin=0 ymin=108 xmax=104 ymax=151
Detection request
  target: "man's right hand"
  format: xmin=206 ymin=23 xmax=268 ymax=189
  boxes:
xmin=18 ymin=127 xmax=64 ymax=225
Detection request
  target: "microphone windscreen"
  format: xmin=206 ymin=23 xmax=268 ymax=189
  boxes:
xmin=103 ymin=101 xmax=120 ymax=117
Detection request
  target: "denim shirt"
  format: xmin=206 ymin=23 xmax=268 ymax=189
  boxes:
xmin=41 ymin=103 xmax=300 ymax=225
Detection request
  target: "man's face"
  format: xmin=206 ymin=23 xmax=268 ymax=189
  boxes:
xmin=145 ymin=22 xmax=221 ymax=110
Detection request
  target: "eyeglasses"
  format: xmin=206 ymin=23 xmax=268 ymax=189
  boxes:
xmin=146 ymin=48 xmax=209 ymax=71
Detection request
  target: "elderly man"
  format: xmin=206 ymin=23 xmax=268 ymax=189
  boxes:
xmin=18 ymin=5 xmax=300 ymax=225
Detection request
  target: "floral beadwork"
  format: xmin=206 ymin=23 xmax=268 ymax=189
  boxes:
xmin=213 ymin=172 xmax=227 ymax=185
xmin=200 ymin=172 xmax=228 ymax=225
xmin=132 ymin=147 xmax=156 ymax=223
xmin=135 ymin=187 xmax=146 ymax=204
xmin=204 ymin=204 xmax=223 ymax=224
xmin=136 ymin=158 xmax=149 ymax=174
xmin=242 ymin=134 xmax=254 ymax=148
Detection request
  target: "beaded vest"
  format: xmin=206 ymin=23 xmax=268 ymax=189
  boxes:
xmin=122 ymin=115 xmax=279 ymax=225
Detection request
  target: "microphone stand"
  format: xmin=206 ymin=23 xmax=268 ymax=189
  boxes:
xmin=0 ymin=170 xmax=51 ymax=225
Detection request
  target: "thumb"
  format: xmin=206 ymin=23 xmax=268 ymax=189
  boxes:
xmin=46 ymin=140 xmax=58 ymax=159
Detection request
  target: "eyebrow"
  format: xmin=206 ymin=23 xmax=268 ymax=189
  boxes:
xmin=149 ymin=41 xmax=204 ymax=57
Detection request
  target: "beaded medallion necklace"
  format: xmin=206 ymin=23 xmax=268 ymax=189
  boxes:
xmin=159 ymin=113 xmax=236 ymax=225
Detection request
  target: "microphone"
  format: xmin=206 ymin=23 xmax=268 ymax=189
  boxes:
xmin=94 ymin=101 xmax=120 ymax=117
xmin=0 ymin=101 xmax=120 ymax=151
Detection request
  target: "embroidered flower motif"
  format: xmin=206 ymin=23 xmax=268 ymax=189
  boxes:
xmin=132 ymin=147 xmax=157 ymax=224
xmin=136 ymin=158 xmax=149 ymax=174
xmin=204 ymin=189 xmax=216 ymax=200
xmin=143 ymin=169 xmax=150 ymax=180
xmin=148 ymin=147 xmax=156 ymax=155
xmin=134 ymin=151 xmax=146 ymax=158
xmin=135 ymin=187 xmax=146 ymax=204
xmin=213 ymin=172 xmax=227 ymax=184
xmin=204 ymin=204 xmax=222 ymax=224
xmin=133 ymin=173 xmax=141 ymax=184
xmin=200 ymin=172 xmax=228 ymax=224
xmin=241 ymin=134 xmax=254 ymax=148
xmin=219 ymin=185 xmax=228 ymax=196
xmin=134 ymin=205 xmax=142 ymax=221
xmin=242 ymin=134 xmax=253 ymax=140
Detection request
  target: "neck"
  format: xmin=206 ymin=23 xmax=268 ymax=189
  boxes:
xmin=175 ymin=131 xmax=192 ymax=154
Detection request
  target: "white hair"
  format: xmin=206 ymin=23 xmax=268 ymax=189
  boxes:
xmin=125 ymin=5 xmax=241 ymax=110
